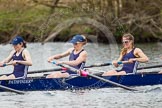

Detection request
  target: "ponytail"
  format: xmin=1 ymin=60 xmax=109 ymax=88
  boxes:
xmin=23 ymin=41 xmax=27 ymax=48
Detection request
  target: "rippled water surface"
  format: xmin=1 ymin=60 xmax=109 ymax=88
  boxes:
xmin=0 ymin=42 xmax=162 ymax=108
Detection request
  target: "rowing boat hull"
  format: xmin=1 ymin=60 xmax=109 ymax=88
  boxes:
xmin=0 ymin=73 xmax=162 ymax=91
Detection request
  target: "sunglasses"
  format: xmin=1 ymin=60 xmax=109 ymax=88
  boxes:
xmin=122 ymin=40 xmax=130 ymax=44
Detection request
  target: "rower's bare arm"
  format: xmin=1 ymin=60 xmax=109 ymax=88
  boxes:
xmin=47 ymin=48 xmax=72 ymax=62
xmin=112 ymin=55 xmax=123 ymax=67
xmin=62 ymin=51 xmax=87 ymax=66
xmin=59 ymin=48 xmax=73 ymax=58
xmin=16 ymin=49 xmax=32 ymax=66
xmin=134 ymin=48 xmax=149 ymax=63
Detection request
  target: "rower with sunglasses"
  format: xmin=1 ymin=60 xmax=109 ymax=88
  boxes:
xmin=102 ymin=33 xmax=149 ymax=76
xmin=46 ymin=34 xmax=87 ymax=78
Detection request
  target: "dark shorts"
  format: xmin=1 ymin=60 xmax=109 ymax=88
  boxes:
xmin=116 ymin=69 xmax=133 ymax=74
xmin=13 ymin=71 xmax=27 ymax=79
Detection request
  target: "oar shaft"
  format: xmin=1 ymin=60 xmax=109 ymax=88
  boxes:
xmin=88 ymin=74 xmax=137 ymax=91
xmin=2 ymin=63 xmax=12 ymax=67
xmin=84 ymin=61 xmax=123 ymax=68
xmin=28 ymin=68 xmax=62 ymax=74
xmin=137 ymin=64 xmax=162 ymax=70
xmin=0 ymin=85 xmax=24 ymax=94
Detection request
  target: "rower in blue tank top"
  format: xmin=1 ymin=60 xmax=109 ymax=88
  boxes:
xmin=0 ymin=36 xmax=32 ymax=80
xmin=118 ymin=48 xmax=139 ymax=74
xmin=102 ymin=33 xmax=149 ymax=76
xmin=67 ymin=49 xmax=86 ymax=74
xmin=46 ymin=34 xmax=87 ymax=78
xmin=12 ymin=49 xmax=29 ymax=79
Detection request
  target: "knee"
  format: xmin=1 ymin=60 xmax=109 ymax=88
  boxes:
xmin=0 ymin=75 xmax=8 ymax=80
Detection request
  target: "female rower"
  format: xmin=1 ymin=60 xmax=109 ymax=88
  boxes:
xmin=0 ymin=36 xmax=32 ymax=80
xmin=46 ymin=34 xmax=87 ymax=78
xmin=102 ymin=33 xmax=149 ymax=76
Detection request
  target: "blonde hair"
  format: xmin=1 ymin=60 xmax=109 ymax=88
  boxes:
xmin=121 ymin=33 xmax=134 ymax=56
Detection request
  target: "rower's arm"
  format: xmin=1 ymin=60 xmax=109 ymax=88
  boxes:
xmin=112 ymin=55 xmax=123 ymax=67
xmin=16 ymin=49 xmax=32 ymax=66
xmin=133 ymin=48 xmax=149 ymax=63
xmin=59 ymin=48 xmax=73 ymax=58
xmin=61 ymin=51 xmax=87 ymax=66
xmin=47 ymin=48 xmax=72 ymax=62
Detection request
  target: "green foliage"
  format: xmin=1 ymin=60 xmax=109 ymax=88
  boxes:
xmin=114 ymin=25 xmax=128 ymax=38
xmin=0 ymin=0 xmax=162 ymax=43
xmin=84 ymin=27 xmax=94 ymax=34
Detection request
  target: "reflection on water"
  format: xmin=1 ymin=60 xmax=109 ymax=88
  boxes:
xmin=0 ymin=42 xmax=162 ymax=108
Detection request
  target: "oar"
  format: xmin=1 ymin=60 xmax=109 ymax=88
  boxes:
xmin=2 ymin=63 xmax=12 ymax=67
xmin=137 ymin=64 xmax=162 ymax=70
xmin=28 ymin=68 xmax=63 ymax=74
xmin=51 ymin=61 xmax=137 ymax=91
xmin=0 ymin=85 xmax=24 ymax=94
xmin=84 ymin=61 xmax=122 ymax=68
xmin=85 ymin=61 xmax=131 ymax=68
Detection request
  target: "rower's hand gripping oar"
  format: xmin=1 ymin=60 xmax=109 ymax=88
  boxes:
xmin=1 ymin=63 xmax=13 ymax=67
xmin=51 ymin=61 xmax=137 ymax=91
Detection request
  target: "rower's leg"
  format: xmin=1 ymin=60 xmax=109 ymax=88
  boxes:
xmin=102 ymin=70 xmax=126 ymax=76
xmin=115 ymin=71 xmax=126 ymax=75
xmin=102 ymin=70 xmax=118 ymax=76
xmin=0 ymin=75 xmax=8 ymax=80
xmin=61 ymin=73 xmax=70 ymax=78
xmin=0 ymin=74 xmax=15 ymax=80
xmin=159 ymin=71 xmax=162 ymax=74
xmin=6 ymin=74 xmax=16 ymax=80
xmin=46 ymin=72 xmax=61 ymax=78
xmin=46 ymin=72 xmax=70 ymax=78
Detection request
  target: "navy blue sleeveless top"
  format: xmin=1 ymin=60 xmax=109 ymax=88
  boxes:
xmin=119 ymin=48 xmax=138 ymax=74
xmin=69 ymin=49 xmax=85 ymax=69
xmin=12 ymin=49 xmax=28 ymax=79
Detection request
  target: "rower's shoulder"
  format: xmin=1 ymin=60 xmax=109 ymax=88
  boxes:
xmin=10 ymin=50 xmax=16 ymax=54
xmin=22 ymin=49 xmax=30 ymax=54
xmin=80 ymin=50 xmax=87 ymax=56
xmin=134 ymin=48 xmax=143 ymax=52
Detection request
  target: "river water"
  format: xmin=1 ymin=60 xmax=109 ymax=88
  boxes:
xmin=0 ymin=42 xmax=162 ymax=108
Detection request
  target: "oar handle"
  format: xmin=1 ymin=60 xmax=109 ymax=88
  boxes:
xmin=51 ymin=61 xmax=64 ymax=67
xmin=3 ymin=64 xmax=7 ymax=67
xmin=2 ymin=63 xmax=12 ymax=67
xmin=117 ymin=61 xmax=123 ymax=64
